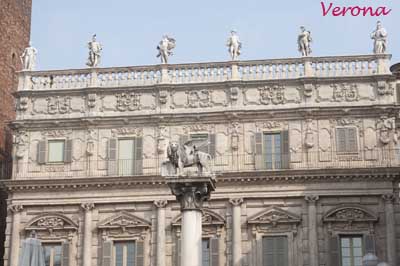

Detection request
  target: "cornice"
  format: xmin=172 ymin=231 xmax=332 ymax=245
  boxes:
xmin=2 ymin=167 xmax=399 ymax=193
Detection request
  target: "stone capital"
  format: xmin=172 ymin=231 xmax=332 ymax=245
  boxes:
xmin=166 ymin=176 xmax=216 ymax=211
xmin=81 ymin=202 xmax=95 ymax=211
xmin=154 ymin=200 xmax=168 ymax=208
xmin=305 ymin=195 xmax=319 ymax=204
xmin=382 ymin=194 xmax=395 ymax=203
xmin=229 ymin=198 xmax=243 ymax=206
xmin=7 ymin=204 xmax=23 ymax=213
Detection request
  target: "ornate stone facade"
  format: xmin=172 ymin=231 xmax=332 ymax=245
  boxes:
xmin=3 ymin=54 xmax=400 ymax=266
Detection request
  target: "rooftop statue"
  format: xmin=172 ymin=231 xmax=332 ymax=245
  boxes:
xmin=157 ymin=35 xmax=176 ymax=64
xmin=161 ymin=139 xmax=212 ymax=176
xmin=86 ymin=34 xmax=102 ymax=67
xmin=20 ymin=42 xmax=37 ymax=71
xmin=226 ymin=30 xmax=242 ymax=61
xmin=298 ymin=26 xmax=312 ymax=57
xmin=371 ymin=21 xmax=387 ymax=54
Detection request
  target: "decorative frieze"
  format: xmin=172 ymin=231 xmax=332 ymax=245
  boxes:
xmin=47 ymin=96 xmax=72 ymax=114
xmin=41 ymin=129 xmax=73 ymax=138
xmin=186 ymin=90 xmax=212 ymax=108
xmin=332 ymin=84 xmax=359 ymax=102
xmin=259 ymin=85 xmax=286 ymax=105
xmin=376 ymin=81 xmax=394 ymax=96
xmin=111 ymin=127 xmax=143 ymax=137
xmin=116 ymin=93 xmax=141 ymax=111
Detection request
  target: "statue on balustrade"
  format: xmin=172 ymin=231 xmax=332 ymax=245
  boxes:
xmin=86 ymin=34 xmax=102 ymax=67
xmin=157 ymin=35 xmax=176 ymax=64
xmin=371 ymin=21 xmax=387 ymax=54
xmin=297 ymin=26 xmax=312 ymax=57
xmin=226 ymin=30 xmax=242 ymax=60
xmin=161 ymin=139 xmax=212 ymax=176
xmin=20 ymin=42 xmax=37 ymax=71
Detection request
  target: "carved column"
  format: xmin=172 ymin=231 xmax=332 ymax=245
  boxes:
xmin=305 ymin=195 xmax=319 ymax=266
xmin=81 ymin=202 xmax=95 ymax=266
xmin=230 ymin=198 xmax=243 ymax=266
xmin=382 ymin=194 xmax=396 ymax=266
xmin=8 ymin=204 xmax=23 ymax=266
xmin=167 ymin=176 xmax=216 ymax=266
xmin=154 ymin=200 xmax=168 ymax=266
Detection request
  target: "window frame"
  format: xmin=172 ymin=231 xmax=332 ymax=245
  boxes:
xmin=335 ymin=127 xmax=359 ymax=154
xmin=42 ymin=242 xmax=63 ymax=266
xmin=339 ymin=235 xmax=364 ymax=266
xmin=254 ymin=232 xmax=295 ymax=266
xmin=113 ymin=240 xmax=137 ymax=266
xmin=47 ymin=139 xmax=66 ymax=164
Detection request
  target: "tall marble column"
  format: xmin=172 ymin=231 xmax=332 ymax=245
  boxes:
xmin=81 ymin=202 xmax=95 ymax=266
xmin=8 ymin=204 xmax=23 ymax=266
xmin=382 ymin=194 xmax=396 ymax=266
xmin=154 ymin=200 xmax=168 ymax=266
xmin=229 ymin=198 xmax=243 ymax=266
xmin=305 ymin=195 xmax=319 ymax=266
xmin=167 ymin=176 xmax=216 ymax=266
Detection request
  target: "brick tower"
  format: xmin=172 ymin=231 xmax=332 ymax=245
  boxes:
xmin=0 ymin=0 xmax=32 ymax=265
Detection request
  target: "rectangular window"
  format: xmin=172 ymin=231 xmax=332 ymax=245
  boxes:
xmin=340 ymin=236 xmax=363 ymax=266
xmin=118 ymin=139 xmax=135 ymax=176
xmin=202 ymin=239 xmax=210 ymax=266
xmin=336 ymin=128 xmax=358 ymax=153
xmin=262 ymin=236 xmax=288 ymax=266
xmin=48 ymin=140 xmax=65 ymax=163
xmin=43 ymin=243 xmax=62 ymax=266
xmin=114 ymin=241 xmax=136 ymax=266
xmin=190 ymin=133 xmax=209 ymax=153
xmin=264 ymin=133 xmax=282 ymax=169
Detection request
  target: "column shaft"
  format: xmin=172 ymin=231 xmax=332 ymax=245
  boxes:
xmin=306 ymin=196 xmax=319 ymax=266
xmin=9 ymin=208 xmax=21 ymax=266
xmin=181 ymin=210 xmax=202 ymax=266
xmin=155 ymin=201 xmax=167 ymax=266
xmin=383 ymin=195 xmax=396 ymax=266
xmin=81 ymin=203 xmax=94 ymax=266
xmin=230 ymin=198 xmax=243 ymax=266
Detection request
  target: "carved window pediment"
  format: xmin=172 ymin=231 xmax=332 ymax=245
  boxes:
xmin=98 ymin=211 xmax=151 ymax=230
xmin=171 ymin=209 xmax=225 ymax=227
xmin=323 ymin=206 xmax=378 ymax=223
xmin=25 ymin=213 xmax=78 ymax=232
xmin=247 ymin=207 xmax=301 ymax=226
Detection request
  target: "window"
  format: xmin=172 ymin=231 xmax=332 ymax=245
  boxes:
xmin=48 ymin=140 xmax=65 ymax=163
xmin=262 ymin=236 xmax=288 ymax=266
xmin=340 ymin=236 xmax=363 ymax=266
xmin=187 ymin=133 xmax=216 ymax=157
xmin=108 ymin=138 xmax=143 ymax=176
xmin=114 ymin=241 xmax=136 ymax=266
xmin=201 ymin=238 xmax=218 ymax=266
xmin=336 ymin=128 xmax=358 ymax=153
xmin=43 ymin=243 xmax=62 ymax=266
xmin=254 ymin=132 xmax=289 ymax=170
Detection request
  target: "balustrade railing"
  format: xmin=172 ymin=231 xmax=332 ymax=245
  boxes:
xmin=4 ymin=148 xmax=400 ymax=180
xmin=18 ymin=54 xmax=391 ymax=91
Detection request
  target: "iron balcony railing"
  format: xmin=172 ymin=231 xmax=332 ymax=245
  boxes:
xmin=2 ymin=149 xmax=400 ymax=180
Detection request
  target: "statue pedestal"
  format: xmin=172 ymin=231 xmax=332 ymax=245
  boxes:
xmin=166 ymin=175 xmax=216 ymax=266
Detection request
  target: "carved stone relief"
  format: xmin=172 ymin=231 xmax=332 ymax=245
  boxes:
xmin=17 ymin=96 xmax=29 ymax=112
xmin=187 ymin=90 xmax=212 ymax=108
xmin=375 ymin=81 xmax=394 ymax=96
xmin=98 ymin=211 xmax=151 ymax=234
xmin=289 ymin=121 xmax=302 ymax=162
xmin=14 ymin=130 xmax=28 ymax=159
xmin=259 ymin=86 xmax=286 ymax=105
xmin=376 ymin=115 xmax=395 ymax=145
xmin=157 ymin=126 xmax=169 ymax=154
xmin=230 ymin=87 xmax=239 ymax=104
xmin=318 ymin=120 xmax=332 ymax=162
xmin=316 ymin=83 xmax=376 ymax=103
xmin=47 ymin=96 xmax=72 ymax=114
xmin=228 ymin=122 xmax=241 ymax=151
xmin=182 ymin=124 xmax=214 ymax=134
xmin=25 ymin=213 xmax=78 ymax=235
xmin=332 ymin=84 xmax=359 ymax=102
xmin=41 ymin=130 xmax=73 ymax=138
xmin=31 ymin=96 xmax=84 ymax=115
xmin=111 ymin=127 xmax=143 ymax=137
xmin=116 ymin=93 xmax=141 ymax=111
xmin=159 ymin=90 xmax=168 ymax=104
xmin=86 ymin=129 xmax=97 ymax=156
xmin=86 ymin=93 xmax=96 ymax=109
xmin=304 ymin=119 xmax=316 ymax=149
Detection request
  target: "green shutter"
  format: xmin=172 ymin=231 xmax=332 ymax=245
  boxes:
xmin=61 ymin=242 xmax=69 ymax=266
xmin=64 ymin=139 xmax=73 ymax=163
xmin=107 ymin=139 xmax=117 ymax=175
xmin=254 ymin=132 xmax=264 ymax=170
xmin=329 ymin=236 xmax=340 ymax=266
xmin=37 ymin=140 xmax=46 ymax=164
xmin=262 ymin=237 xmax=275 ymax=266
xmin=134 ymin=137 xmax=143 ymax=175
xmin=102 ymin=241 xmax=113 ymax=266
xmin=209 ymin=134 xmax=216 ymax=158
xmin=210 ymin=238 xmax=219 ymax=266
xmin=136 ymin=240 xmax=144 ymax=266
xmin=281 ymin=131 xmax=290 ymax=169
xmin=364 ymin=235 xmax=375 ymax=254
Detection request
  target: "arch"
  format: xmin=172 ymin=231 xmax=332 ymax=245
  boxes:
xmin=322 ymin=205 xmax=378 ymax=223
xmin=247 ymin=206 xmax=301 ymax=226
xmin=98 ymin=211 xmax=151 ymax=230
xmin=171 ymin=208 xmax=225 ymax=227
xmin=25 ymin=212 xmax=78 ymax=231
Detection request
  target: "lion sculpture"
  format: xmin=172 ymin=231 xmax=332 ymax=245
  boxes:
xmin=162 ymin=140 xmax=212 ymax=176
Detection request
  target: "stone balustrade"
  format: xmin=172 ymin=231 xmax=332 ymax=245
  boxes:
xmin=17 ymin=54 xmax=391 ymax=91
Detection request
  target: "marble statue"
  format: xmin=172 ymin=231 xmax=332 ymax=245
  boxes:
xmin=298 ymin=26 xmax=312 ymax=57
xmin=226 ymin=30 xmax=242 ymax=60
xmin=86 ymin=34 xmax=102 ymax=67
xmin=371 ymin=21 xmax=387 ymax=54
xmin=157 ymin=35 xmax=176 ymax=64
xmin=20 ymin=42 xmax=37 ymax=71
xmin=161 ymin=140 xmax=212 ymax=176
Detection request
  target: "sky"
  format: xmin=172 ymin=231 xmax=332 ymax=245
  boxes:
xmin=31 ymin=0 xmax=399 ymax=70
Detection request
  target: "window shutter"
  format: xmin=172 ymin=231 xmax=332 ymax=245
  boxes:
xmin=37 ymin=140 xmax=46 ymax=164
xmin=102 ymin=241 xmax=113 ymax=266
xmin=61 ymin=242 xmax=69 ymax=266
xmin=262 ymin=237 xmax=274 ymax=266
xmin=107 ymin=139 xmax=117 ymax=175
xmin=364 ymin=235 xmax=376 ymax=254
xmin=336 ymin=128 xmax=346 ymax=153
xmin=134 ymin=137 xmax=143 ymax=175
xmin=173 ymin=238 xmax=181 ymax=266
xmin=347 ymin=128 xmax=358 ymax=153
xmin=281 ymin=131 xmax=290 ymax=169
xmin=64 ymin=139 xmax=73 ymax=163
xmin=210 ymin=238 xmax=219 ymax=266
xmin=209 ymin=134 xmax=216 ymax=158
xmin=329 ymin=236 xmax=340 ymax=266
xmin=254 ymin=132 xmax=264 ymax=170
xmin=136 ymin=240 xmax=144 ymax=266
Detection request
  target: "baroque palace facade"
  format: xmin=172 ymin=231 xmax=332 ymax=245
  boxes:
xmin=2 ymin=54 xmax=400 ymax=266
